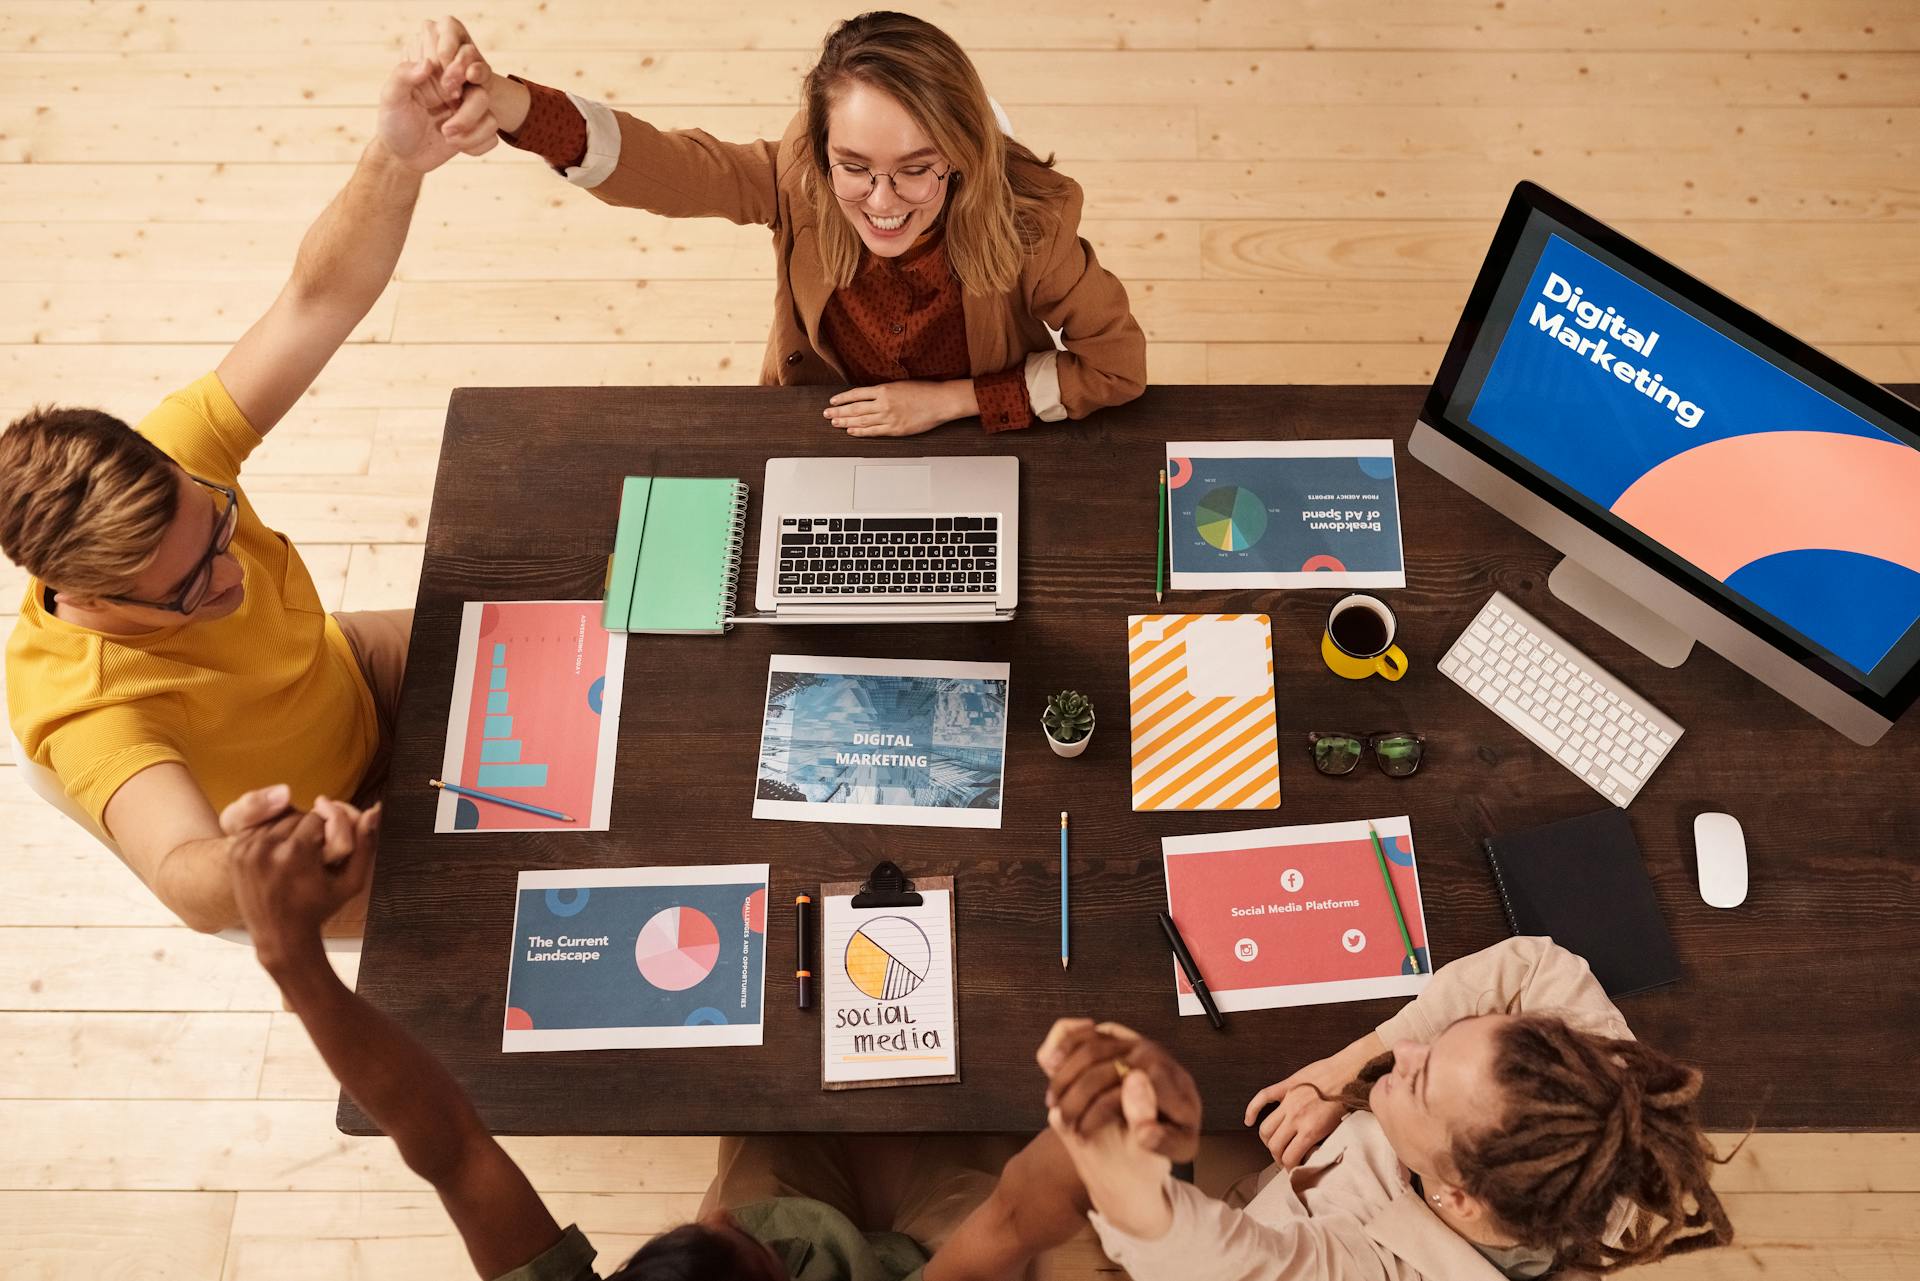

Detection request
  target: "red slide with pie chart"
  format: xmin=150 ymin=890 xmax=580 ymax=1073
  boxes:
xmin=635 ymin=906 xmax=721 ymax=992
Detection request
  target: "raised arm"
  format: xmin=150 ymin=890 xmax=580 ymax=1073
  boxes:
xmin=427 ymin=16 xmax=781 ymax=227
xmin=226 ymin=792 xmax=563 ymax=1279
xmin=215 ymin=46 xmax=485 ymax=434
xmin=922 ymin=1129 xmax=1092 ymax=1281
xmin=1375 ymin=935 xmax=1628 ymax=1044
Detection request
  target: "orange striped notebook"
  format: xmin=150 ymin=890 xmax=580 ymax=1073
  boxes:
xmin=1127 ymin=613 xmax=1282 ymax=811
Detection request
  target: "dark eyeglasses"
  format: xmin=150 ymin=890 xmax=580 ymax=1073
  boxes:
xmin=104 ymin=474 xmax=238 ymax=614
xmin=1306 ymin=731 xmax=1427 ymax=778
xmin=828 ymin=161 xmax=952 ymax=205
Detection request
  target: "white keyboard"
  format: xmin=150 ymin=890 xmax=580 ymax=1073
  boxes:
xmin=1440 ymin=592 xmax=1683 ymax=808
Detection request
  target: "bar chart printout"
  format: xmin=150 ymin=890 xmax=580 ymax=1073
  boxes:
xmin=436 ymin=600 xmax=628 ymax=832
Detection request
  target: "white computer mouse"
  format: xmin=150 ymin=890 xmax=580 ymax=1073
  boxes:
xmin=1693 ymin=812 xmax=1748 ymax=909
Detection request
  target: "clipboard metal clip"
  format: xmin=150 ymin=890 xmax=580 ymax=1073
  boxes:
xmin=851 ymin=860 xmax=923 ymax=909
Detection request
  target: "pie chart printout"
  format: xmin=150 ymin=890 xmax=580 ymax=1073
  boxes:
xmin=635 ymin=906 xmax=721 ymax=992
xmin=1196 ymin=485 xmax=1269 ymax=552
xmin=845 ymin=915 xmax=931 ymax=1001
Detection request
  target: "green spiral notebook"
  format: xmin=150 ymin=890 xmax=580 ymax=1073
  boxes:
xmin=602 ymin=476 xmax=749 ymax=634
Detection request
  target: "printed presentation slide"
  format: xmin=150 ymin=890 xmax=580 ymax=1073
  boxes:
xmin=502 ymin=865 xmax=769 ymax=1052
xmin=752 ymin=655 xmax=1010 ymax=829
xmin=437 ymin=600 xmax=626 ymax=832
xmin=1469 ymin=233 xmax=1920 ymax=678
xmin=1162 ymin=817 xmax=1430 ymax=1013
xmin=1166 ymin=441 xmax=1406 ymax=589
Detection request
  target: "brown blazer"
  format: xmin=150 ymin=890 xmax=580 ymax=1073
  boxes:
xmin=584 ymin=111 xmax=1148 ymax=421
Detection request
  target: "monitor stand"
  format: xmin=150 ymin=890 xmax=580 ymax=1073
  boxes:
xmin=1548 ymin=557 xmax=1696 ymax=668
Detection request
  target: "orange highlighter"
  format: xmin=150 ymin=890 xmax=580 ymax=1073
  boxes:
xmin=795 ymin=893 xmax=815 ymax=1010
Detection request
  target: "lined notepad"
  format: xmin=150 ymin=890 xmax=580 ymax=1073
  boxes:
xmin=819 ymin=883 xmax=958 ymax=1090
xmin=602 ymin=476 xmax=749 ymax=634
xmin=1127 ymin=613 xmax=1281 ymax=811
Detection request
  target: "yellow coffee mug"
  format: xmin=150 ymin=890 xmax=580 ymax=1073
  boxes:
xmin=1322 ymin=594 xmax=1409 ymax=681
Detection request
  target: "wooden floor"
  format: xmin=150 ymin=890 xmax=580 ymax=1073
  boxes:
xmin=3 ymin=1 xmax=1918 ymax=1276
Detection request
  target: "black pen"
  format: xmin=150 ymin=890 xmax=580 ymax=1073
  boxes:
xmin=1158 ymin=910 xmax=1225 ymax=1030
xmin=795 ymin=893 xmax=815 ymax=1011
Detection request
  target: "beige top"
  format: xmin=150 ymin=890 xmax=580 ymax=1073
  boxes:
xmin=1090 ymin=937 xmax=1633 ymax=1281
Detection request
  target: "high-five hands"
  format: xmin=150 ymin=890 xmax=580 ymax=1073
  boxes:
xmin=377 ymin=16 xmax=502 ymax=172
xmin=221 ymin=785 xmax=379 ymax=970
xmin=1035 ymin=1019 xmax=1203 ymax=1240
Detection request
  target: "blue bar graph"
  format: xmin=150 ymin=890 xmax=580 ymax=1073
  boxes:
xmin=463 ymin=637 xmax=562 ymax=813
xmin=477 ymin=763 xmax=549 ymax=789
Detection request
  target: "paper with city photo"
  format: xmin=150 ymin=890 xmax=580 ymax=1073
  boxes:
xmin=753 ymin=655 xmax=1009 ymax=829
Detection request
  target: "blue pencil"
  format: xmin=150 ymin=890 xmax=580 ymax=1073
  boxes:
xmin=1060 ymin=811 xmax=1070 ymax=970
xmin=431 ymin=778 xmax=574 ymax=824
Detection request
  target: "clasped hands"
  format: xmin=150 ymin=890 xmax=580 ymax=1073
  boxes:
xmin=1036 ymin=1019 xmax=1356 ymax=1240
xmin=218 ymin=784 xmax=380 ymax=971
xmin=376 ymin=17 xmax=505 ymax=173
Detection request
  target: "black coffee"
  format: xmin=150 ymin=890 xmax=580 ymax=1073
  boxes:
xmin=1330 ymin=605 xmax=1389 ymax=656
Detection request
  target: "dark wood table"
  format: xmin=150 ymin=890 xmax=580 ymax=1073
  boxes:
xmin=343 ymin=384 xmax=1920 ymax=1137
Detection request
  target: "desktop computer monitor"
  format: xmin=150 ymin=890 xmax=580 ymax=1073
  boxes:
xmin=1411 ymin=182 xmax=1920 ymax=745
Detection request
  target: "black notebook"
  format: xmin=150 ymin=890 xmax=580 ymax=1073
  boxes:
xmin=1481 ymin=808 xmax=1681 ymax=998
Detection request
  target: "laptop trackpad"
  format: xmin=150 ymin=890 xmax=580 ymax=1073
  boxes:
xmin=853 ymin=464 xmax=932 ymax=511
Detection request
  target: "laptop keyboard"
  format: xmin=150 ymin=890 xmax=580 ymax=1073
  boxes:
xmin=776 ymin=514 xmax=1001 ymax=598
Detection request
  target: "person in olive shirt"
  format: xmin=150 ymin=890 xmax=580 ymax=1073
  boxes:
xmin=225 ymin=785 xmax=1093 ymax=1281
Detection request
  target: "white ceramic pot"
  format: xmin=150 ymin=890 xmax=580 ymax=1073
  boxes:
xmin=1044 ymin=711 xmax=1094 ymax=758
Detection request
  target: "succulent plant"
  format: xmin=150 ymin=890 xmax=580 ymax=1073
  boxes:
xmin=1043 ymin=690 xmax=1095 ymax=743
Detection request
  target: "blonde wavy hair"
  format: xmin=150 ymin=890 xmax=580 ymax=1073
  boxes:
xmin=802 ymin=11 xmax=1063 ymax=296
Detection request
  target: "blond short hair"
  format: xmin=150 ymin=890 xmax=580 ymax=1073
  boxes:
xmin=802 ymin=11 xmax=1066 ymax=296
xmin=0 ymin=406 xmax=178 ymax=597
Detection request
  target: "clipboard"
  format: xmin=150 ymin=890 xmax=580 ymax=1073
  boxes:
xmin=819 ymin=861 xmax=960 ymax=1091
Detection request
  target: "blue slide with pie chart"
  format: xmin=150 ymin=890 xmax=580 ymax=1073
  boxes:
xmin=504 ymin=881 xmax=766 ymax=1037
xmin=1168 ymin=452 xmax=1405 ymax=585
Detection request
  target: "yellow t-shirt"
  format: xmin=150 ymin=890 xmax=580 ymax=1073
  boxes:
xmin=4 ymin=373 xmax=380 ymax=827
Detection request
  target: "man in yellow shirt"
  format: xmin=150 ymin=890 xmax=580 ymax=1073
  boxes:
xmin=0 ymin=47 xmax=503 ymax=933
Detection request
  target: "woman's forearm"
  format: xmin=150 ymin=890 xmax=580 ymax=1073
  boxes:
xmin=490 ymin=74 xmax=532 ymax=134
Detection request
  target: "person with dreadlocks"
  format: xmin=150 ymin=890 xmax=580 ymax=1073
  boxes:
xmin=1035 ymin=936 xmax=1736 ymax=1279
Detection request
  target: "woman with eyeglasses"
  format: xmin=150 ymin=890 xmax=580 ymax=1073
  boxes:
xmin=422 ymin=10 xmax=1147 ymax=437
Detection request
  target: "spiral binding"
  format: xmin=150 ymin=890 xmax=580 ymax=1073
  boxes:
xmin=718 ymin=481 xmax=750 ymax=631
xmin=1481 ymin=838 xmax=1523 ymax=935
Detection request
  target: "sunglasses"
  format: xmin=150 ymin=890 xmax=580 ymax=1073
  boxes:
xmin=1306 ymin=731 xmax=1427 ymax=778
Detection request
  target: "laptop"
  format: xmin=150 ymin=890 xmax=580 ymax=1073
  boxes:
xmin=751 ymin=456 xmax=1019 ymax=623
